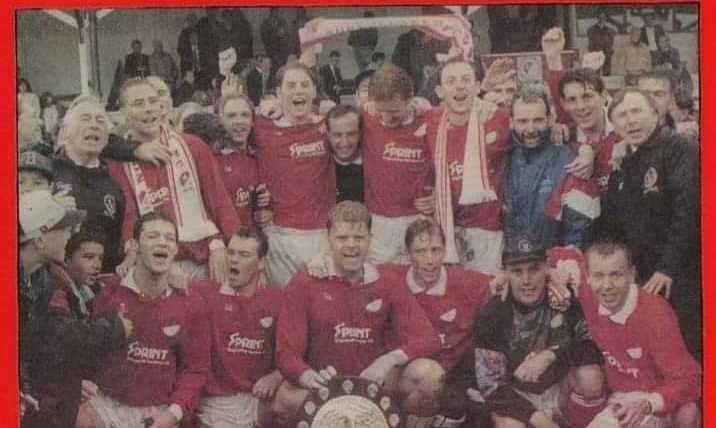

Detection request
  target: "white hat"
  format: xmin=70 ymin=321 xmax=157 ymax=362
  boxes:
xmin=19 ymin=190 xmax=86 ymax=243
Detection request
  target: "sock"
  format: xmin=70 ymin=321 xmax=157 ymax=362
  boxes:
xmin=562 ymin=391 xmax=608 ymax=428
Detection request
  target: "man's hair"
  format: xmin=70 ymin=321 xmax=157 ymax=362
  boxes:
xmin=119 ymin=78 xmax=156 ymax=108
xmin=326 ymin=201 xmax=372 ymax=231
xmin=182 ymin=111 xmax=228 ymax=146
xmin=585 ymin=240 xmax=633 ymax=268
xmin=354 ymin=70 xmax=375 ymax=93
xmin=325 ymin=104 xmax=361 ymax=132
xmin=65 ymin=226 xmax=107 ymax=261
xmin=638 ymin=70 xmax=676 ymax=94
xmin=63 ymin=95 xmax=113 ymax=131
xmin=369 ymin=64 xmax=414 ymax=101
xmin=558 ymin=68 xmax=605 ymax=99
xmin=133 ymin=212 xmax=177 ymax=241
xmin=437 ymin=57 xmax=483 ymax=85
xmin=329 ymin=50 xmax=341 ymax=58
xmin=371 ymin=51 xmax=385 ymax=63
xmin=275 ymin=62 xmax=318 ymax=89
xmin=218 ymin=93 xmax=255 ymax=117
xmin=404 ymin=219 xmax=445 ymax=250
xmin=510 ymin=85 xmax=552 ymax=117
xmin=607 ymin=88 xmax=660 ymax=122
xmin=232 ymin=226 xmax=269 ymax=259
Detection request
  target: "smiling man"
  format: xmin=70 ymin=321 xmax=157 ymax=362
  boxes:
xmin=80 ymin=213 xmax=210 ymax=428
xmin=504 ymin=87 xmax=600 ymax=250
xmin=107 ymin=78 xmax=240 ymax=282
xmin=326 ymin=105 xmax=364 ymax=203
xmin=601 ymin=88 xmax=700 ymax=359
xmin=272 ymin=201 xmax=440 ymax=424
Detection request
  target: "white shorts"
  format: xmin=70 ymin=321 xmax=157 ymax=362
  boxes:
xmin=587 ymin=392 xmax=670 ymax=428
xmin=455 ymin=227 xmax=504 ymax=274
xmin=197 ymin=393 xmax=260 ymax=428
xmin=264 ymin=225 xmax=326 ymax=287
xmin=368 ymin=214 xmax=419 ymax=264
xmin=88 ymin=392 xmax=167 ymax=428
xmin=514 ymin=384 xmax=562 ymax=421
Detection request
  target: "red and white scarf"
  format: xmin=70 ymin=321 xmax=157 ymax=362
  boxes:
xmin=125 ymin=126 xmax=219 ymax=242
xmin=435 ymin=99 xmax=497 ymax=263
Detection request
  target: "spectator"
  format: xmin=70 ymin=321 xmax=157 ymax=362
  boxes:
xmin=123 ymin=39 xmax=150 ymax=79
xmin=319 ymin=50 xmax=344 ymax=104
xmin=326 ymin=105 xmax=363 ymax=203
xmin=347 ymin=11 xmax=378 ymax=72
xmin=471 ymin=237 xmax=604 ymax=428
xmin=620 ymin=26 xmax=652 ymax=86
xmin=233 ymin=9 xmax=254 ymax=69
xmin=174 ymin=101 xmax=204 ymax=133
xmin=353 ymin=69 xmax=374 ymax=108
xmin=19 ymin=143 xmax=54 ymax=194
xmin=106 ymin=79 xmax=240 ymax=282
xmin=39 ymin=91 xmax=61 ymax=144
xmin=148 ymin=40 xmax=178 ymax=91
xmin=75 ymin=213 xmax=210 ymax=428
xmin=18 ymin=77 xmax=41 ymax=118
xmin=246 ymin=54 xmax=274 ymax=106
xmin=640 ymin=12 xmax=665 ymax=63
xmin=652 ymin=34 xmax=681 ymax=72
xmin=602 ymin=88 xmax=701 ymax=359
xmin=214 ymin=46 xmax=245 ymax=103
xmin=195 ymin=228 xmax=283 ymax=427
xmin=587 ymin=10 xmax=616 ymax=75
xmin=260 ymin=8 xmax=291 ymax=69
xmin=174 ymin=70 xmax=197 ymax=106
xmin=504 ymin=86 xmax=599 ymax=250
xmin=368 ymin=51 xmax=385 ymax=71
xmin=177 ymin=13 xmax=198 ymax=73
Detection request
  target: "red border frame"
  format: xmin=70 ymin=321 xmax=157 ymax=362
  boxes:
xmin=2 ymin=0 xmax=709 ymax=425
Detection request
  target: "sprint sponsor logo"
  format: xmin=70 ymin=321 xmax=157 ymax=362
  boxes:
xmin=139 ymin=187 xmax=170 ymax=210
xmin=228 ymin=332 xmax=265 ymax=355
xmin=289 ymin=140 xmax=327 ymax=159
xmin=603 ymin=351 xmax=639 ymax=379
xmin=382 ymin=142 xmax=424 ymax=163
xmin=333 ymin=322 xmax=373 ymax=344
xmin=127 ymin=341 xmax=170 ymax=365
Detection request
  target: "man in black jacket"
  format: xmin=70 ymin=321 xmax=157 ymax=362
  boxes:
xmin=602 ymin=88 xmax=701 ymax=359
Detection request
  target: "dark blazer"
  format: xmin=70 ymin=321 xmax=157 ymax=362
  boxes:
xmin=319 ymin=63 xmax=343 ymax=103
xmin=246 ymin=67 xmax=275 ymax=106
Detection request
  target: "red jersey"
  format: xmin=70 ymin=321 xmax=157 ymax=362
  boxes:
xmin=107 ymin=133 xmax=240 ymax=263
xmin=425 ymin=107 xmax=511 ymax=230
xmin=213 ymin=149 xmax=259 ymax=229
xmin=398 ymin=264 xmax=494 ymax=372
xmin=253 ymin=116 xmax=335 ymax=229
xmin=196 ymin=282 xmax=283 ymax=396
xmin=276 ymin=265 xmax=440 ymax=383
xmin=91 ymin=273 xmax=210 ymax=412
xmin=361 ymin=112 xmax=432 ymax=217
xmin=570 ymin=124 xmax=622 ymax=194
xmin=547 ymin=247 xmax=701 ymax=414
xmin=544 ymin=67 xmax=573 ymax=126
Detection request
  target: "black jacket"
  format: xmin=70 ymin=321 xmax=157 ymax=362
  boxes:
xmin=601 ymin=126 xmax=700 ymax=286
xmin=53 ymin=154 xmax=126 ymax=272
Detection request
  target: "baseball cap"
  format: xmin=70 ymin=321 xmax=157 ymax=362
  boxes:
xmin=19 ymin=190 xmax=86 ymax=243
xmin=19 ymin=144 xmax=54 ymax=181
xmin=502 ymin=236 xmax=546 ymax=266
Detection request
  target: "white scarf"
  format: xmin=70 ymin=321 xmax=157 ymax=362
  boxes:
xmin=125 ymin=126 xmax=219 ymax=242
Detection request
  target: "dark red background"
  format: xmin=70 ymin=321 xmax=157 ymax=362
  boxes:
xmin=1 ymin=0 xmax=708 ymax=425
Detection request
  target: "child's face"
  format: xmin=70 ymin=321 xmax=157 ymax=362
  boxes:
xmin=67 ymin=241 xmax=105 ymax=286
xmin=19 ymin=170 xmax=51 ymax=194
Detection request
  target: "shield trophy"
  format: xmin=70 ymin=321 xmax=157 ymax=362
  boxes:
xmin=296 ymin=376 xmax=404 ymax=428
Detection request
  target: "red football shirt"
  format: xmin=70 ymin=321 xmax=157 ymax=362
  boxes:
xmin=213 ymin=149 xmax=259 ymax=230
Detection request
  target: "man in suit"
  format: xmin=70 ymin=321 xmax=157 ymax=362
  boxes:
xmin=319 ymin=50 xmax=344 ymax=104
xmin=124 ymin=40 xmax=150 ymax=79
xmin=640 ymin=12 xmax=666 ymax=64
xmin=246 ymin=54 xmax=274 ymax=106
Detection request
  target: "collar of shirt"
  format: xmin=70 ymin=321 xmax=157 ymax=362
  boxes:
xmin=406 ymin=266 xmax=447 ymax=296
xmin=121 ymin=268 xmax=174 ymax=298
xmin=334 ymin=155 xmax=363 ymax=166
xmin=576 ymin=108 xmax=614 ymax=144
xmin=598 ymin=283 xmax=638 ymax=325
xmin=326 ymin=261 xmax=380 ymax=285
xmin=274 ymin=114 xmax=322 ymax=128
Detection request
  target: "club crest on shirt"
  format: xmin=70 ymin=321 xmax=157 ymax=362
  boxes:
xmin=626 ymin=347 xmax=643 ymax=359
xmin=643 ymin=167 xmax=659 ymax=194
xmin=162 ymin=324 xmax=181 ymax=337
xmin=103 ymin=194 xmax=117 ymax=219
xmin=449 ymin=161 xmax=463 ymax=181
xmin=365 ymin=298 xmax=383 ymax=312
xmin=440 ymin=308 xmax=457 ymax=322
xmin=260 ymin=316 xmax=274 ymax=328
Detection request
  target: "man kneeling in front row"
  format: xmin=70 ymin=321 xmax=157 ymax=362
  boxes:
xmin=270 ymin=201 xmax=444 ymax=424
